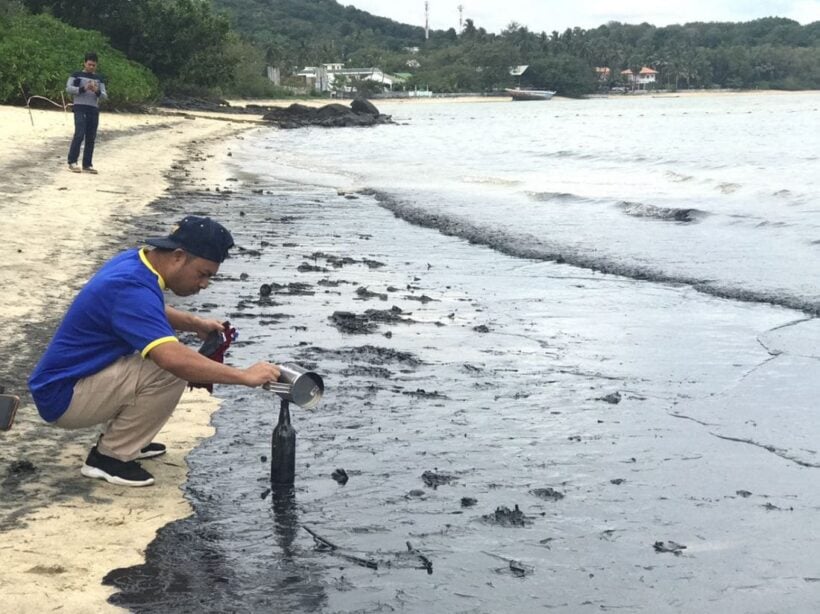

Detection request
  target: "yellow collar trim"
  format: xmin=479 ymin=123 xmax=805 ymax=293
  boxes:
xmin=139 ymin=248 xmax=166 ymax=290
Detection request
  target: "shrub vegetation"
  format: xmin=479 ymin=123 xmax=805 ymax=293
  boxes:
xmin=0 ymin=11 xmax=158 ymax=105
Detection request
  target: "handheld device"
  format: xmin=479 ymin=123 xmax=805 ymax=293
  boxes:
xmin=0 ymin=394 xmax=20 ymax=431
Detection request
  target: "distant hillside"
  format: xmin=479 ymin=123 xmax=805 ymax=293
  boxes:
xmin=213 ymin=0 xmax=436 ymax=64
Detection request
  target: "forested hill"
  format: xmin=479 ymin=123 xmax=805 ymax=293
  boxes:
xmin=3 ymin=0 xmax=819 ymax=105
xmin=213 ymin=0 xmax=428 ymax=57
xmin=213 ymin=1 xmax=820 ymax=95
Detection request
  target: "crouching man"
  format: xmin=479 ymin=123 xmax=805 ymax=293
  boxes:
xmin=28 ymin=216 xmax=280 ymax=487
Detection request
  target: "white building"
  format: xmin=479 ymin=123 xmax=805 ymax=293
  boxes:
xmin=296 ymin=64 xmax=406 ymax=93
xmin=620 ymin=66 xmax=658 ymax=90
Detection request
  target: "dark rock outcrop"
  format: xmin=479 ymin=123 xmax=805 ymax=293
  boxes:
xmin=350 ymin=97 xmax=380 ymax=116
xmin=262 ymin=100 xmax=392 ymax=129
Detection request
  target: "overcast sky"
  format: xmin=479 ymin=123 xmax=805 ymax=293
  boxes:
xmin=343 ymin=0 xmax=820 ymax=34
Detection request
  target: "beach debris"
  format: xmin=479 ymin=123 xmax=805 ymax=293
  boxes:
xmin=302 ymin=525 xmax=378 ymax=569
xmin=404 ymin=389 xmax=448 ymax=400
xmin=308 ymin=252 xmax=357 ymax=268
xmin=260 ymin=488 xmax=271 ymax=500
xmin=598 ymin=391 xmax=622 ymax=404
xmin=329 ymin=311 xmax=379 ymax=334
xmin=363 ymin=306 xmax=415 ymax=324
xmin=482 ymin=551 xmax=534 ymax=577
xmin=599 ymin=529 xmax=618 ymax=540
xmin=407 ymin=489 xmax=426 ymax=498
xmin=610 ymin=478 xmax=626 ymax=485
xmin=298 ymin=344 xmax=422 ymax=367
xmin=4 ymin=460 xmax=38 ymax=487
xmin=355 ymin=286 xmax=388 ymax=301
xmin=406 ymin=541 xmax=434 ymax=574
xmin=259 ymin=283 xmax=272 ymax=297
xmin=735 ymin=489 xmax=752 ymax=498
xmin=421 ymin=470 xmax=457 ymax=488
xmin=328 ymin=308 xmax=416 ymax=334
xmin=461 ymin=497 xmax=478 ymax=508
xmin=296 ymin=262 xmax=327 ymax=273
xmin=762 ymin=502 xmax=793 ymax=511
xmin=473 ymin=324 xmax=491 ymax=333
xmin=261 ymin=281 xmax=314 ymax=296
xmin=331 ymin=468 xmax=349 ymax=485
xmin=529 ymin=487 xmax=565 ymax=501
xmin=653 ymin=541 xmax=687 ymax=555
xmin=7 ymin=460 xmax=37 ymax=476
xmin=404 ymin=294 xmax=435 ymax=303
xmin=482 ymin=504 xmax=534 ymax=527
xmin=361 ymin=258 xmax=385 ymax=269
xmin=341 ymin=364 xmax=392 ymax=378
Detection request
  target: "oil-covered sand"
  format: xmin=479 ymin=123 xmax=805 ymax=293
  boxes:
xmin=104 ymin=151 xmax=820 ymax=613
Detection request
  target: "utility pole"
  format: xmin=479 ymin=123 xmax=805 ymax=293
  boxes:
xmin=458 ymin=4 xmax=463 ymax=31
xmin=424 ymin=1 xmax=429 ymax=40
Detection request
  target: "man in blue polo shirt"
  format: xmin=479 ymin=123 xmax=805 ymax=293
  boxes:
xmin=29 ymin=216 xmax=280 ymax=487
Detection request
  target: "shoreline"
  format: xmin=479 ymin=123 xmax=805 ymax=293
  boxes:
xmin=2 ymin=94 xmax=818 ymax=611
xmin=101 ymin=123 xmax=820 ymax=611
xmin=0 ymin=104 xmax=258 ymax=612
xmin=225 ymin=88 xmax=820 ymax=108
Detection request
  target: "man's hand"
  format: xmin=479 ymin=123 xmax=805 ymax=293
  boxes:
xmin=242 ymin=362 xmax=281 ymax=387
xmin=86 ymin=80 xmax=97 ymax=93
xmin=150 ymin=342 xmax=280 ymax=388
xmin=195 ymin=318 xmax=225 ymax=340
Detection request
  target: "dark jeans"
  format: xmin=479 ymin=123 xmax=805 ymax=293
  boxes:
xmin=67 ymin=105 xmax=100 ymax=168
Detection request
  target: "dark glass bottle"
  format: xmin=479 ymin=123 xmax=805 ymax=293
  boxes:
xmin=271 ymin=399 xmax=296 ymax=485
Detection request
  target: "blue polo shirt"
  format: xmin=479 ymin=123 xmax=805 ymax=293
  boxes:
xmin=28 ymin=248 xmax=178 ymax=422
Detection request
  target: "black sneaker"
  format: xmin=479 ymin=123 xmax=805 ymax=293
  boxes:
xmin=81 ymin=446 xmax=155 ymax=487
xmin=137 ymin=442 xmax=167 ymax=460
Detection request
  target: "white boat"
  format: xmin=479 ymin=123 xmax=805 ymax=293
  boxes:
xmin=505 ymin=88 xmax=556 ymax=101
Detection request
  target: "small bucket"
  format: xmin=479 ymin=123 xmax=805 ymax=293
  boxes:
xmin=266 ymin=363 xmax=324 ymax=409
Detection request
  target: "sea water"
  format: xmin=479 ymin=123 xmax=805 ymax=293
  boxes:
xmin=106 ymin=93 xmax=820 ymax=613
xmin=241 ymin=92 xmax=820 ymax=312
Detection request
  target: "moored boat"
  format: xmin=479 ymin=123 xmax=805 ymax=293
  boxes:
xmin=505 ymin=88 xmax=556 ymax=101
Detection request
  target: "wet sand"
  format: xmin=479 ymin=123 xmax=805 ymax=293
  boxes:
xmin=0 ymin=105 xmax=258 ymax=612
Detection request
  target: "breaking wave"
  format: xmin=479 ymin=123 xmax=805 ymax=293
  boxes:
xmin=527 ymin=191 xmax=593 ymax=204
xmin=362 ymin=189 xmax=818 ymax=315
xmin=462 ymin=175 xmax=522 ymax=187
xmin=617 ymin=201 xmax=708 ymax=223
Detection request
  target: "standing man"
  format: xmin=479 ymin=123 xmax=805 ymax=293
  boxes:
xmin=66 ymin=51 xmax=107 ymax=173
xmin=28 ymin=216 xmax=281 ymax=487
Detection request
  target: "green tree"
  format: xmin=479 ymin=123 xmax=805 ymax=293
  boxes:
xmin=0 ymin=12 xmax=158 ymax=104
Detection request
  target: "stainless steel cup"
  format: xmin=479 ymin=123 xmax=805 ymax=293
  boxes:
xmin=266 ymin=362 xmax=324 ymax=409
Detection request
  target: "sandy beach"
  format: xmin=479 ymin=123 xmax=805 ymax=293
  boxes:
xmin=0 ymin=105 xmax=259 ymax=612
xmin=2 ymin=91 xmax=818 ymax=613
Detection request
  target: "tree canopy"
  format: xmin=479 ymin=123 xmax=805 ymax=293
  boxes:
xmin=0 ymin=10 xmax=158 ymax=105
xmin=2 ymin=0 xmax=819 ymax=101
xmin=212 ymin=1 xmax=820 ymax=93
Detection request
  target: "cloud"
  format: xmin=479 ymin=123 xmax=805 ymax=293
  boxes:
xmin=345 ymin=0 xmax=817 ymax=34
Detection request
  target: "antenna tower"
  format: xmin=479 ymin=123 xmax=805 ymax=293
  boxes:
xmin=458 ymin=4 xmax=463 ymax=30
xmin=424 ymin=1 xmax=429 ymax=40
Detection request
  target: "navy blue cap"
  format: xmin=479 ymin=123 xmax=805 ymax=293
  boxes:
xmin=146 ymin=216 xmax=234 ymax=263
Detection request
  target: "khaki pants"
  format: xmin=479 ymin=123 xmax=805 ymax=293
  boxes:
xmin=56 ymin=353 xmax=187 ymax=462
